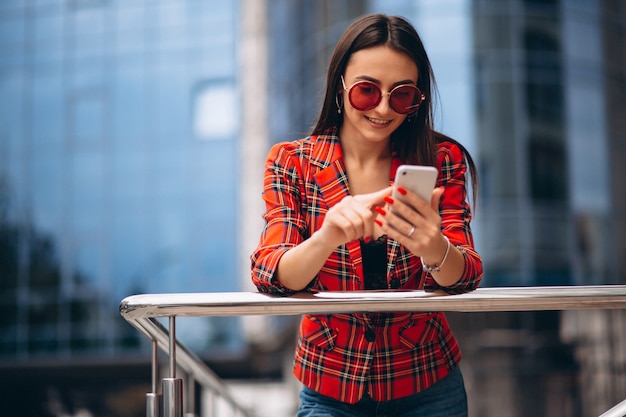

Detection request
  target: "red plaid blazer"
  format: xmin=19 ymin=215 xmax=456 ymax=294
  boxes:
xmin=251 ymin=132 xmax=483 ymax=403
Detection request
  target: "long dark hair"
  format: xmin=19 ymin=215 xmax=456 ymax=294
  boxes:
xmin=311 ymin=14 xmax=479 ymax=206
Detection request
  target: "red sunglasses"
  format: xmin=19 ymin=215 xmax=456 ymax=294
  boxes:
xmin=341 ymin=76 xmax=425 ymax=115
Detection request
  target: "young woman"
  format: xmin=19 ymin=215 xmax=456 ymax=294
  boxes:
xmin=251 ymin=14 xmax=482 ymax=417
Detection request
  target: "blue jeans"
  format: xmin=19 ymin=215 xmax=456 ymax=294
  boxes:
xmin=296 ymin=366 xmax=468 ymax=417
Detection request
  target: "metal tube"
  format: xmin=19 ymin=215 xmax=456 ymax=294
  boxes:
xmin=146 ymin=336 xmax=161 ymax=417
xmin=146 ymin=392 xmax=160 ymax=417
xmin=121 ymin=286 xmax=626 ymax=319
xmin=186 ymin=374 xmax=195 ymax=416
xmin=599 ymin=398 xmax=626 ymax=417
xmin=169 ymin=316 xmax=176 ymax=379
xmin=151 ymin=339 xmax=158 ymax=394
xmin=163 ymin=377 xmax=183 ymax=417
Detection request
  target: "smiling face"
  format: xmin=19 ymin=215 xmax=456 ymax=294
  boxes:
xmin=339 ymin=45 xmax=419 ymax=147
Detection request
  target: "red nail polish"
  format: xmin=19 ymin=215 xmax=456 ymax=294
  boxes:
xmin=384 ymin=196 xmax=394 ymax=205
xmin=375 ymin=219 xmax=383 ymax=227
xmin=364 ymin=236 xmax=371 ymax=243
xmin=375 ymin=207 xmax=386 ymax=216
xmin=397 ymin=187 xmax=407 ymax=195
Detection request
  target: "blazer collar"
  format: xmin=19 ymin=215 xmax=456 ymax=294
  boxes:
xmin=309 ymin=131 xmax=404 ymax=204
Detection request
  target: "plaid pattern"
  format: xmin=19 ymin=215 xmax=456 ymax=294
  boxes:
xmin=251 ymin=132 xmax=483 ymax=403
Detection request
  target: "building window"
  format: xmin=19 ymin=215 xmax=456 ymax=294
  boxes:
xmin=528 ymin=137 xmax=567 ymax=201
xmin=524 ymin=30 xmax=564 ymax=125
xmin=192 ymin=80 xmax=238 ymax=141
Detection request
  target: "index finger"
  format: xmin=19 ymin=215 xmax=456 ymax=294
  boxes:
xmin=357 ymin=186 xmax=393 ymax=209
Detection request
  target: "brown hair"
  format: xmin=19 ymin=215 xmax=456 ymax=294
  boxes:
xmin=311 ymin=14 xmax=479 ymax=205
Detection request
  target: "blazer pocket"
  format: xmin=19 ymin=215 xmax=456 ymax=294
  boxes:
xmin=398 ymin=313 xmax=439 ymax=350
xmin=300 ymin=314 xmax=337 ymax=351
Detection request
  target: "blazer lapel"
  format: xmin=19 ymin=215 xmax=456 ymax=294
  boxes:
xmin=310 ymin=136 xmax=365 ymax=287
xmin=311 ymin=135 xmax=349 ymax=208
xmin=386 ymin=157 xmax=404 ymax=285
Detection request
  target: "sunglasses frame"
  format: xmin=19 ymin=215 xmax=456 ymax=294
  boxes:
xmin=341 ymin=76 xmax=426 ymax=115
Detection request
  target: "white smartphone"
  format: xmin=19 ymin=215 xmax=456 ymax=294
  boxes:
xmin=392 ymin=165 xmax=439 ymax=202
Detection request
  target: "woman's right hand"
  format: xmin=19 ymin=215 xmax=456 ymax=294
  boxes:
xmin=275 ymin=186 xmax=392 ymax=291
xmin=315 ymin=186 xmax=392 ymax=248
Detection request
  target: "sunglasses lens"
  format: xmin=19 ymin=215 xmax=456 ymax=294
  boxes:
xmin=348 ymin=82 xmax=381 ymax=111
xmin=389 ymin=85 xmax=422 ymax=114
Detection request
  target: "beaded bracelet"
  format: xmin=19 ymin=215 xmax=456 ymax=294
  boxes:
xmin=421 ymin=235 xmax=451 ymax=274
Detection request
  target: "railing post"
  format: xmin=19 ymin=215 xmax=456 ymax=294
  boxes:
xmin=163 ymin=316 xmax=183 ymax=417
xmin=146 ymin=339 xmax=161 ymax=417
xmin=146 ymin=392 xmax=160 ymax=417
xmin=185 ymin=373 xmax=196 ymax=417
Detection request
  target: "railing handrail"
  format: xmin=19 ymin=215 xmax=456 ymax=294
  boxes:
xmin=120 ymin=285 xmax=626 ymax=417
xmin=120 ymin=285 xmax=626 ymax=319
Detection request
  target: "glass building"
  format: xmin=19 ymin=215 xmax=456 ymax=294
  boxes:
xmin=0 ymin=1 xmax=243 ymax=360
xmin=473 ymin=0 xmax=619 ymax=288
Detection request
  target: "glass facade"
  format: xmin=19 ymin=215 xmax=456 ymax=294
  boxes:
xmin=0 ymin=0 xmax=243 ymax=360
xmin=472 ymin=0 xmax=619 ymax=287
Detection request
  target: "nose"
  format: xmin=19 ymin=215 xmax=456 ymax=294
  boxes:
xmin=374 ymin=92 xmax=393 ymax=113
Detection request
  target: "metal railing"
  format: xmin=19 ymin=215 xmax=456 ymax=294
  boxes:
xmin=119 ymin=285 xmax=626 ymax=417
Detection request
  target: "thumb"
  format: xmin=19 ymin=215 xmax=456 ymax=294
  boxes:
xmin=430 ymin=186 xmax=444 ymax=211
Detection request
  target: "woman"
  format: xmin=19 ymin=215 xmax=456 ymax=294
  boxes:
xmin=251 ymin=14 xmax=482 ymax=417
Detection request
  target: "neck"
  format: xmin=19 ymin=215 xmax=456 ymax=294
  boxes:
xmin=339 ymin=133 xmax=393 ymax=196
xmin=339 ymin=137 xmax=391 ymax=169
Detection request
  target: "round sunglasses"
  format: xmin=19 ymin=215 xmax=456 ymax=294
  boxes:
xmin=341 ymin=76 xmax=425 ymax=115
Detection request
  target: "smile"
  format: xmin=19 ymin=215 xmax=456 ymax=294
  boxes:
xmin=365 ymin=115 xmax=392 ymax=125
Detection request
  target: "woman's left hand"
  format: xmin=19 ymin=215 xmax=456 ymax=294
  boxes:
xmin=375 ymin=186 xmax=447 ymax=260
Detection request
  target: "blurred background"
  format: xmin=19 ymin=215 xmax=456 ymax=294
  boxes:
xmin=0 ymin=0 xmax=625 ymax=416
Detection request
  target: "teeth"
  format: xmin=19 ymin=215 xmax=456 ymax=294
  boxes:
xmin=366 ymin=116 xmax=390 ymax=124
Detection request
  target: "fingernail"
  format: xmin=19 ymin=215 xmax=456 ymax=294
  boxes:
xmin=375 ymin=219 xmax=383 ymax=227
xmin=375 ymin=207 xmax=386 ymax=216
xmin=397 ymin=187 xmax=407 ymax=195
xmin=364 ymin=236 xmax=371 ymax=243
xmin=384 ymin=196 xmax=394 ymax=205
